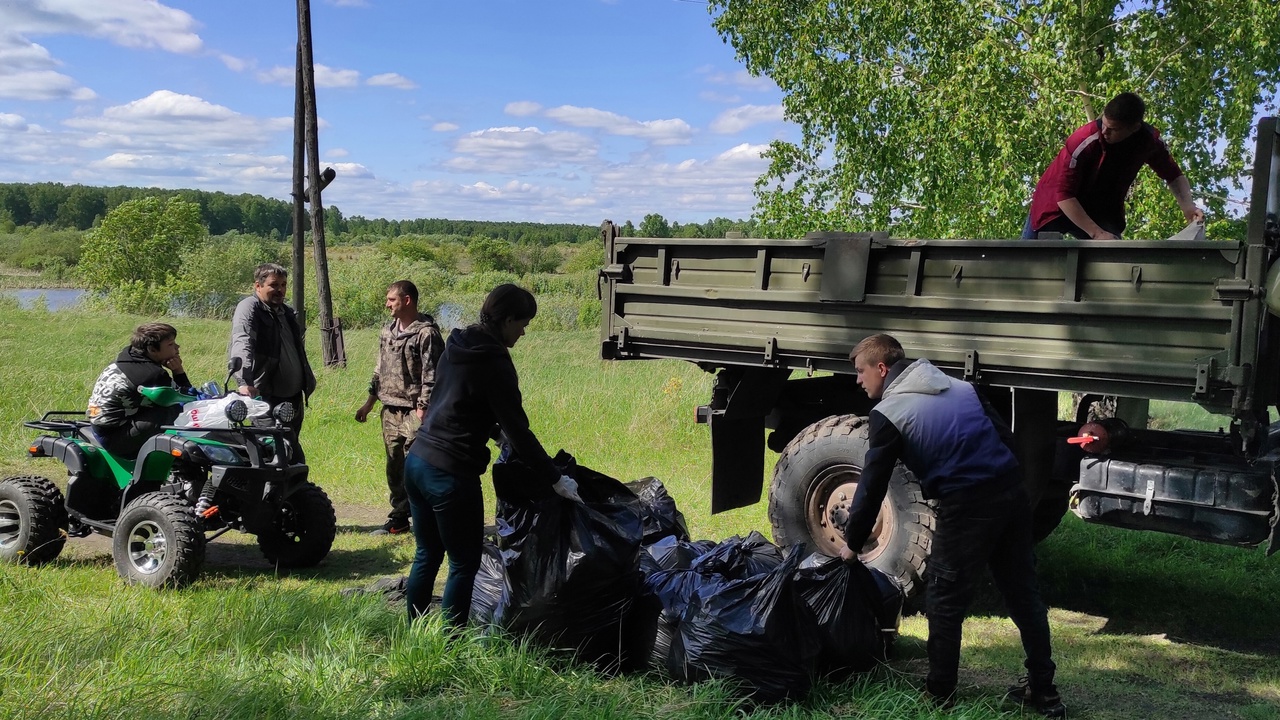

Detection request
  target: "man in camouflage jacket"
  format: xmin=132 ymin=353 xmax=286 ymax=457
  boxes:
xmin=355 ymin=280 xmax=444 ymax=535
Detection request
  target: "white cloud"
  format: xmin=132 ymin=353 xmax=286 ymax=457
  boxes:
xmin=700 ymin=90 xmax=742 ymax=104
xmin=700 ymin=67 xmax=777 ymax=92
xmin=432 ymin=122 xmax=459 ymax=132
xmin=504 ymin=101 xmax=542 ymax=117
xmin=256 ymin=66 xmax=295 ymax=86
xmin=591 ymin=142 xmax=770 ymax=216
xmin=709 ymin=104 xmax=785 ymax=134
xmin=0 ymin=33 xmax=96 ymax=100
xmin=315 ymin=64 xmax=360 ymax=88
xmin=217 ymin=53 xmax=249 ymax=72
xmin=2 ymin=0 xmax=204 ymax=54
xmin=447 ymin=126 xmax=597 ymax=172
xmin=543 ymin=105 xmax=692 ymax=145
xmin=257 ymin=63 xmax=360 ymax=88
xmin=0 ymin=113 xmax=29 ymax=131
xmin=367 ymin=72 xmax=417 ymax=90
xmin=82 ymin=151 xmax=295 ymax=188
xmin=326 ymin=161 xmax=375 ymax=180
xmin=64 ymin=90 xmax=292 ymax=152
xmin=326 ymin=148 xmax=350 ymax=158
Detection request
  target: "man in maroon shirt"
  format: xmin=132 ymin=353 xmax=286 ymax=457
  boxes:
xmin=1023 ymin=93 xmax=1203 ymax=239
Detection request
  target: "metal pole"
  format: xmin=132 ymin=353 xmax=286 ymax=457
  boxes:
xmin=296 ymin=0 xmax=340 ymax=366
xmin=291 ymin=42 xmax=306 ymax=327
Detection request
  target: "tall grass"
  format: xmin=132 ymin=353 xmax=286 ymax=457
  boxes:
xmin=0 ymin=309 xmax=1278 ymax=719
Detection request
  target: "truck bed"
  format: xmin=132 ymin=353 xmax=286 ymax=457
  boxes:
xmin=601 ymin=234 xmax=1267 ymax=416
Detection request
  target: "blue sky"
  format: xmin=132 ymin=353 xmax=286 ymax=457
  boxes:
xmin=0 ymin=0 xmax=794 ymax=225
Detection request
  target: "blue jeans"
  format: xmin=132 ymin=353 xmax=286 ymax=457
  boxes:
xmin=925 ymin=484 xmax=1056 ymax=696
xmin=1022 ymin=212 xmax=1114 ymax=240
xmin=403 ymin=453 xmax=484 ymax=626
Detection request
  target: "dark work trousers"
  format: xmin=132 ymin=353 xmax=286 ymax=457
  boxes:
xmin=98 ymin=405 xmax=175 ymax=459
xmin=1022 ymin=212 xmax=1120 ymax=240
xmin=925 ymin=483 xmax=1056 ymax=697
xmin=380 ymin=406 xmax=419 ymax=523
xmin=255 ymin=392 xmax=306 ymax=464
xmin=403 ymin=453 xmax=483 ymax=626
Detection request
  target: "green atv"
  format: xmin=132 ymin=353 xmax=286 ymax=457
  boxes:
xmin=0 ymin=375 xmax=336 ymax=588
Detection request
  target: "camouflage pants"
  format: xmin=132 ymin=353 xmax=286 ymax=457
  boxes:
xmin=381 ymin=406 xmax=420 ymax=522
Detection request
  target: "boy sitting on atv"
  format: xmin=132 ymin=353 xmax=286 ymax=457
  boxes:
xmin=86 ymin=322 xmax=194 ymax=457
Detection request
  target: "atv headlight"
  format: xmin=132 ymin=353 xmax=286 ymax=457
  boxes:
xmin=200 ymin=444 xmax=243 ymax=465
xmin=225 ymin=399 xmax=249 ymax=424
xmin=273 ymin=402 xmax=296 ymax=424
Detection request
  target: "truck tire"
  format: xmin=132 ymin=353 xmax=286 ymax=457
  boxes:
xmin=769 ymin=415 xmax=934 ymax=603
xmin=112 ymin=492 xmax=206 ymax=588
xmin=257 ymin=483 xmax=336 ymax=569
xmin=0 ymin=475 xmax=68 ymax=566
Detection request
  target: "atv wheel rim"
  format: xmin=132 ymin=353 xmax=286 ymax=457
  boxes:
xmin=0 ymin=499 xmax=20 ymax=551
xmin=126 ymin=520 xmax=168 ymax=574
xmin=804 ymin=462 xmax=897 ymax=562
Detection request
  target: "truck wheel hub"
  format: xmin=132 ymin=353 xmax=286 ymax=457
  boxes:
xmin=805 ymin=464 xmax=895 ymax=561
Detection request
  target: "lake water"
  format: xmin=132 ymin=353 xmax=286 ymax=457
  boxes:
xmin=3 ymin=288 xmax=87 ymax=310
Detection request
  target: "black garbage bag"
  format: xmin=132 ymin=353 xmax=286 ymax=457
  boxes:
xmin=672 ymin=546 xmax=822 ymax=703
xmin=637 ymin=566 xmax=728 ymax=672
xmin=642 ymin=535 xmax=718 ymax=572
xmin=469 ymin=543 xmax=511 ymax=628
xmin=868 ymin=564 xmax=906 ymax=637
xmin=490 ymin=452 xmax=645 ymax=664
xmin=625 ymin=477 xmax=690 ymax=544
xmin=793 ymin=552 xmax=896 ymax=674
xmin=689 ymin=530 xmax=784 ymax=578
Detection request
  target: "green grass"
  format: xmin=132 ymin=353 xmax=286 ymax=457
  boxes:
xmin=1 ymin=309 xmax=1278 ymax=719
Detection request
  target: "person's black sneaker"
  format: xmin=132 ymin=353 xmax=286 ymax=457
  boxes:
xmin=370 ymin=518 xmax=410 ymax=536
xmin=1006 ymin=678 xmax=1067 ymax=718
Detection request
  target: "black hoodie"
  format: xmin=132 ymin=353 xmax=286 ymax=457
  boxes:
xmin=86 ymin=346 xmax=192 ymax=428
xmin=409 ymin=325 xmax=558 ymax=485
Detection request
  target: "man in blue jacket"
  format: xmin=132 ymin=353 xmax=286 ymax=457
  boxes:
xmin=839 ymin=334 xmax=1063 ymax=717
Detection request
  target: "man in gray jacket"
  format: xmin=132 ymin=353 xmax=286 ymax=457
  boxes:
xmin=228 ymin=263 xmax=316 ymax=462
xmin=840 ymin=334 xmax=1062 ymax=717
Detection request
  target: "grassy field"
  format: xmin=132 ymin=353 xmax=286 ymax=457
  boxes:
xmin=1 ymin=308 xmax=1278 ymax=719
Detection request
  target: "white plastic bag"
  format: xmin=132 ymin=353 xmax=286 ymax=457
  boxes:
xmin=175 ymin=395 xmax=271 ymax=429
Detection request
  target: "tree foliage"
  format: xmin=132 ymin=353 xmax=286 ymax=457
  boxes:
xmin=0 ymin=182 xmax=291 ymax=237
xmin=78 ymin=197 xmax=205 ymax=294
xmin=709 ymin=0 xmax=1280 ymax=239
xmin=639 ymin=213 xmax=673 ymax=238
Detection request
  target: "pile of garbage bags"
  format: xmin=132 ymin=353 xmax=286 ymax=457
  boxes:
xmin=471 ymin=452 xmax=905 ymax=703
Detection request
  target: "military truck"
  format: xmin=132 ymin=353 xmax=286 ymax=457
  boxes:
xmin=597 ymin=117 xmax=1279 ymax=600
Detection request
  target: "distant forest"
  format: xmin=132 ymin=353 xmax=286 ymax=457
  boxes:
xmin=0 ymin=182 xmax=748 ymax=245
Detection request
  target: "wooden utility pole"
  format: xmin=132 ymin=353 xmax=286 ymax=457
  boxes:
xmin=291 ymin=42 xmax=306 ymax=327
xmin=296 ymin=0 xmax=344 ymax=367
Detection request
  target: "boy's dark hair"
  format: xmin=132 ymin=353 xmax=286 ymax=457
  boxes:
xmin=849 ymin=333 xmax=905 ymax=367
xmin=1103 ymin=92 xmax=1145 ymax=126
xmin=254 ymin=263 xmax=288 ymax=284
xmin=130 ymin=322 xmax=178 ymax=353
xmin=388 ymin=280 xmax=419 ymax=305
xmin=479 ymin=283 xmax=537 ymax=328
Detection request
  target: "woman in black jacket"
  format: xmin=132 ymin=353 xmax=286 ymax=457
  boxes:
xmin=403 ymin=284 xmax=580 ymax=625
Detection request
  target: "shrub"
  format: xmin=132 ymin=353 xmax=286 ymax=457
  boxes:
xmin=303 ymin=251 xmax=441 ymax=329
xmin=467 ymin=237 xmax=523 ymax=273
xmin=79 ymin=197 xmax=203 ymax=294
xmin=168 ymin=234 xmax=286 ymax=319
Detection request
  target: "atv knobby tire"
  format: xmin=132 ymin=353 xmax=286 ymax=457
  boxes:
xmin=769 ymin=415 xmax=934 ymax=603
xmin=0 ymin=475 xmax=68 ymax=565
xmin=112 ymin=492 xmax=206 ymax=589
xmin=257 ymin=482 xmax=336 ymax=569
